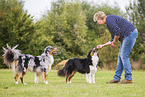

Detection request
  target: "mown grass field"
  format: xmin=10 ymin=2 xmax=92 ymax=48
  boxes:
xmin=0 ymin=69 xmax=145 ymax=97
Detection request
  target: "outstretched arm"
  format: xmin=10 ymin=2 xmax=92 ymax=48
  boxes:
xmin=96 ymin=41 xmax=112 ymax=49
xmin=95 ymin=35 xmax=120 ymax=49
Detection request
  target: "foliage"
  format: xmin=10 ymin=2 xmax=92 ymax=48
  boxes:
xmin=46 ymin=0 xmax=88 ymax=55
xmin=126 ymin=0 xmax=145 ymax=61
xmin=0 ymin=0 xmax=36 ymax=68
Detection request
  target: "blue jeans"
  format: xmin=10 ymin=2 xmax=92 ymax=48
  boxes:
xmin=113 ymin=29 xmax=138 ymax=81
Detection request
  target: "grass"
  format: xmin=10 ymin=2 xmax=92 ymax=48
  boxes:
xmin=0 ymin=69 xmax=145 ymax=97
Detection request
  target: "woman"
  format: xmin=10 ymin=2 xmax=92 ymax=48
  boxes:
xmin=93 ymin=11 xmax=138 ymax=84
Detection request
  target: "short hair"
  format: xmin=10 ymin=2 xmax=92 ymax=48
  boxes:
xmin=93 ymin=11 xmax=106 ymax=22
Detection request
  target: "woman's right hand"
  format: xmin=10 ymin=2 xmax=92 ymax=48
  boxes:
xmin=96 ymin=45 xmax=104 ymax=49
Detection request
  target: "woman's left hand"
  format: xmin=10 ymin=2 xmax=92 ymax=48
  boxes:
xmin=111 ymin=42 xmax=116 ymax=48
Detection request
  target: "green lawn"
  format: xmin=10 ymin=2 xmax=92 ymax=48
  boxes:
xmin=0 ymin=69 xmax=145 ymax=97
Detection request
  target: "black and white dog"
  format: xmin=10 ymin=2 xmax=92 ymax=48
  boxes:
xmin=57 ymin=49 xmax=99 ymax=83
xmin=2 ymin=44 xmax=57 ymax=84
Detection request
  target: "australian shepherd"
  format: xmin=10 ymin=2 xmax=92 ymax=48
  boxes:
xmin=57 ymin=49 xmax=99 ymax=83
xmin=2 ymin=44 xmax=57 ymax=84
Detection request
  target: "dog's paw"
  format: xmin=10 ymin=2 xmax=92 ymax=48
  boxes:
xmin=35 ymin=81 xmax=38 ymax=84
xmin=87 ymin=81 xmax=92 ymax=84
xmin=44 ymin=81 xmax=49 ymax=84
xmin=15 ymin=81 xmax=18 ymax=84
xmin=86 ymin=80 xmax=92 ymax=83
xmin=67 ymin=81 xmax=71 ymax=83
xmin=92 ymin=81 xmax=95 ymax=83
xmin=24 ymin=83 xmax=27 ymax=85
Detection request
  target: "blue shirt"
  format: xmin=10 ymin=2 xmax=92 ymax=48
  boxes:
xmin=106 ymin=15 xmax=136 ymax=42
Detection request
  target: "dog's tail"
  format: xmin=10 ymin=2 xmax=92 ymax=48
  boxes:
xmin=57 ymin=68 xmax=65 ymax=77
xmin=2 ymin=44 xmax=21 ymax=68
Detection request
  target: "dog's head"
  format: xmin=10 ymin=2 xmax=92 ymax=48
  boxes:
xmin=44 ymin=46 xmax=58 ymax=55
xmin=90 ymin=50 xmax=98 ymax=57
xmin=87 ymin=47 xmax=98 ymax=58
xmin=90 ymin=47 xmax=98 ymax=56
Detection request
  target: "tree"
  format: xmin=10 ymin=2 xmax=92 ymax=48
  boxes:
xmin=41 ymin=0 xmax=88 ymax=57
xmin=0 ymin=0 xmax=35 ymax=68
xmin=126 ymin=0 xmax=145 ymax=61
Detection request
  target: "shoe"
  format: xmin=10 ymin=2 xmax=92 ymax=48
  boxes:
xmin=106 ymin=80 xmax=120 ymax=84
xmin=118 ymin=79 xmax=133 ymax=84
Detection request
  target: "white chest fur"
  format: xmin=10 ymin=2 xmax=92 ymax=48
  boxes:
xmin=86 ymin=53 xmax=99 ymax=83
xmin=91 ymin=55 xmax=99 ymax=66
xmin=90 ymin=54 xmax=99 ymax=71
xmin=45 ymin=54 xmax=54 ymax=66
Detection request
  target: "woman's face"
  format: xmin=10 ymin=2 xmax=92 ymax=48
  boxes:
xmin=96 ymin=18 xmax=106 ymax=25
xmin=94 ymin=17 xmax=106 ymax=25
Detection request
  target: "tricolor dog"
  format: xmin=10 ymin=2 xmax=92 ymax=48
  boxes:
xmin=2 ymin=44 xmax=57 ymax=84
xmin=57 ymin=49 xmax=99 ymax=83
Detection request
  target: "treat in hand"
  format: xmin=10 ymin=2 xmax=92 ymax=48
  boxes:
xmin=96 ymin=45 xmax=104 ymax=49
